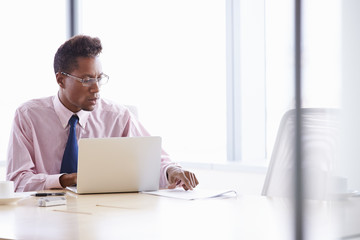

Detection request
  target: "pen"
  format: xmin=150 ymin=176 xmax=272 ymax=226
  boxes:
xmin=32 ymin=192 xmax=66 ymax=197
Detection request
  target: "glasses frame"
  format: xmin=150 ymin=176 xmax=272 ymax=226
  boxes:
xmin=60 ymin=72 xmax=109 ymax=87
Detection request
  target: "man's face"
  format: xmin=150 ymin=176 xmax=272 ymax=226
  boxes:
xmin=57 ymin=57 xmax=103 ymax=112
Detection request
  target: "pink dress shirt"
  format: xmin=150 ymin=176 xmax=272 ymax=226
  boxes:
xmin=6 ymin=95 xmax=177 ymax=192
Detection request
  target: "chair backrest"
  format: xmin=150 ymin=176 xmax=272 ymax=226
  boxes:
xmin=262 ymin=108 xmax=340 ymax=199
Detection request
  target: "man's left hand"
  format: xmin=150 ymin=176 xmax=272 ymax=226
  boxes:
xmin=167 ymin=166 xmax=199 ymax=191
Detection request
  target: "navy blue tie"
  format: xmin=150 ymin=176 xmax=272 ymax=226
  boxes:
xmin=60 ymin=115 xmax=79 ymax=173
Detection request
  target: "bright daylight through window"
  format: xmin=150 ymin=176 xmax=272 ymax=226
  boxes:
xmin=0 ymin=1 xmax=66 ymax=164
xmin=80 ymin=0 xmax=227 ymax=164
xmin=0 ymin=0 xmax=341 ymax=169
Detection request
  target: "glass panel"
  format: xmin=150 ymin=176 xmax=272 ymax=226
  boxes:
xmin=337 ymin=0 xmax=360 ymax=239
xmin=265 ymin=0 xmax=345 ymax=238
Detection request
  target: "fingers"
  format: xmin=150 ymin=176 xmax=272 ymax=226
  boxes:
xmin=168 ymin=180 xmax=181 ymax=189
xmin=171 ymin=172 xmax=192 ymax=191
xmin=176 ymin=171 xmax=199 ymax=191
xmin=184 ymin=171 xmax=199 ymax=190
xmin=166 ymin=167 xmax=199 ymax=191
xmin=167 ymin=183 xmax=177 ymax=189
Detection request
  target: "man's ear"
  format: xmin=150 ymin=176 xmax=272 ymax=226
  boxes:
xmin=56 ymin=72 xmax=65 ymax=88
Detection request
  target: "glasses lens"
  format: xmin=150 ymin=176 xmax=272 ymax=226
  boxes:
xmin=82 ymin=78 xmax=96 ymax=87
xmin=82 ymin=75 xmax=108 ymax=87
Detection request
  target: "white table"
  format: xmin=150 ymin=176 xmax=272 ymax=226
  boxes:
xmin=0 ymin=190 xmax=359 ymax=240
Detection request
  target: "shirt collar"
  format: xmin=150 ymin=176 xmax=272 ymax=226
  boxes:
xmin=53 ymin=93 xmax=90 ymax=129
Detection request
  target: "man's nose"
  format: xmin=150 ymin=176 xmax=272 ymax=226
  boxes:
xmin=89 ymin=81 xmax=100 ymax=93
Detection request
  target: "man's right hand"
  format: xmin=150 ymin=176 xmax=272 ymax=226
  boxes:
xmin=59 ymin=173 xmax=77 ymax=188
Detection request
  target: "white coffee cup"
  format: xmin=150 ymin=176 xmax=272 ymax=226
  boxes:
xmin=0 ymin=181 xmax=15 ymax=198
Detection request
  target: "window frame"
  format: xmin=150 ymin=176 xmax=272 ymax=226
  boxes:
xmin=226 ymin=0 xmax=267 ymax=165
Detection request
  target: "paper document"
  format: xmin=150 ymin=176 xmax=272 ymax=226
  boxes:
xmin=142 ymin=189 xmax=237 ymax=200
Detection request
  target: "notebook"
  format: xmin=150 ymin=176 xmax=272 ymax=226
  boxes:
xmin=66 ymin=136 xmax=162 ymax=194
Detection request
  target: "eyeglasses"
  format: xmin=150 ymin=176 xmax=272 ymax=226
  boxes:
xmin=61 ymin=72 xmax=109 ymax=87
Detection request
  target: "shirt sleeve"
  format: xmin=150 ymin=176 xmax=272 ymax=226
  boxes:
xmin=6 ymin=109 xmax=63 ymax=192
xmin=122 ymin=109 xmax=181 ymax=189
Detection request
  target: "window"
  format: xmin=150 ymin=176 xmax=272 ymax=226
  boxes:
xmin=265 ymin=0 xmax=341 ymax=161
xmin=0 ymin=0 xmax=341 ymax=170
xmin=0 ymin=0 xmax=67 ymax=163
xmin=80 ymin=0 xmax=227 ymax=164
xmin=227 ymin=0 xmax=267 ymax=164
xmin=228 ymin=0 xmax=341 ymax=166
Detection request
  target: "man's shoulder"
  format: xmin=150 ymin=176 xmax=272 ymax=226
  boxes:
xmin=17 ymin=96 xmax=54 ymax=113
xmin=96 ymin=98 xmax=130 ymax=114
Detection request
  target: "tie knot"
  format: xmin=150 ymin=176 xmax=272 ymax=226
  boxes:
xmin=68 ymin=115 xmax=79 ymax=127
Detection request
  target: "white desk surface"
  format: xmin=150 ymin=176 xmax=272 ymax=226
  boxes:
xmin=0 ymin=190 xmax=359 ymax=240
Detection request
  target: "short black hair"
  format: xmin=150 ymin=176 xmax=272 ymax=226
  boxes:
xmin=53 ymin=35 xmax=102 ymax=74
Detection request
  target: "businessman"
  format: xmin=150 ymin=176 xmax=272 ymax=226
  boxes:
xmin=6 ymin=35 xmax=198 ymax=192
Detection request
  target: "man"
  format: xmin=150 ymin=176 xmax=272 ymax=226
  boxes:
xmin=6 ymin=35 xmax=198 ymax=192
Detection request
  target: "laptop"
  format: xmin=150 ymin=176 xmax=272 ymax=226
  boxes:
xmin=66 ymin=136 xmax=162 ymax=194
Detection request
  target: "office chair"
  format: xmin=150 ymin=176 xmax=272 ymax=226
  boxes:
xmin=261 ymin=108 xmax=341 ymax=199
